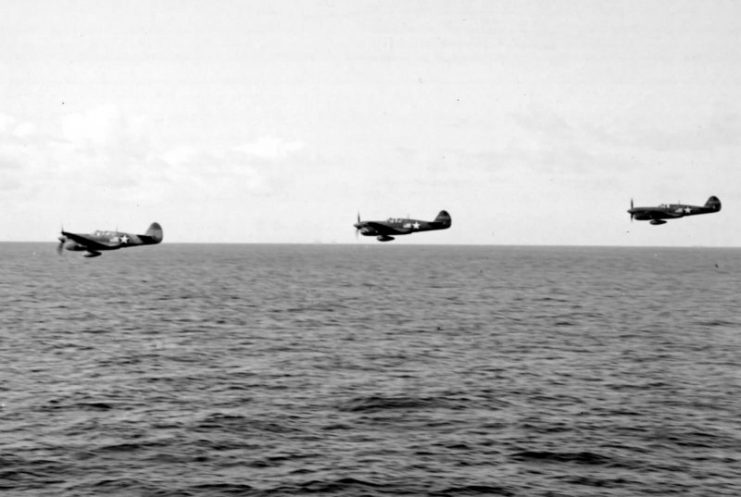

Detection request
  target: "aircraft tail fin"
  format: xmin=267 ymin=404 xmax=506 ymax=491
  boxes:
xmin=434 ymin=210 xmax=452 ymax=227
xmin=704 ymin=196 xmax=721 ymax=212
xmin=143 ymin=222 xmax=164 ymax=243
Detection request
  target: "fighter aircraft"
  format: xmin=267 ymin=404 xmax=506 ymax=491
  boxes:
xmin=354 ymin=210 xmax=451 ymax=242
xmin=628 ymin=196 xmax=721 ymax=225
xmin=57 ymin=222 xmax=163 ymax=257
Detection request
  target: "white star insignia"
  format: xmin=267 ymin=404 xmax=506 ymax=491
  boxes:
xmin=413 ymin=222 xmax=420 ymax=229
xmin=120 ymin=235 xmax=129 ymax=244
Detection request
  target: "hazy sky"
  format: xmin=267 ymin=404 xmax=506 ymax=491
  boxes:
xmin=2 ymin=0 xmax=740 ymax=245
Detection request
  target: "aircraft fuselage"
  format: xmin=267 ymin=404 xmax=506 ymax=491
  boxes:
xmin=57 ymin=223 xmax=163 ymax=257
xmin=353 ymin=210 xmax=452 ymax=242
xmin=628 ymin=196 xmax=721 ymax=224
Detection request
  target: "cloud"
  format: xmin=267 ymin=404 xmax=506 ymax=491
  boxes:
xmin=58 ymin=104 xmax=152 ymax=163
xmin=582 ymin=105 xmax=741 ymax=154
xmin=234 ymin=135 xmax=305 ymax=160
xmin=147 ymin=135 xmax=306 ymax=201
xmin=0 ymin=106 xmax=307 ymax=210
xmin=0 ymin=114 xmax=15 ymax=134
xmin=156 ymin=145 xmax=271 ymax=198
xmin=61 ymin=104 xmax=124 ymax=148
xmin=13 ymin=122 xmax=36 ymax=139
xmin=632 ymin=110 xmax=741 ymax=152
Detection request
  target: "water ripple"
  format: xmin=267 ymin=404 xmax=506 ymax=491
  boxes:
xmin=2 ymin=244 xmax=740 ymax=496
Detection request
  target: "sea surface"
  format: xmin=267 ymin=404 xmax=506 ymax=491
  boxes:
xmin=1 ymin=243 xmax=739 ymax=496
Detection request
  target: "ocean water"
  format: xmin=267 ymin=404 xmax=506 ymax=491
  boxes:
xmin=1 ymin=243 xmax=739 ymax=496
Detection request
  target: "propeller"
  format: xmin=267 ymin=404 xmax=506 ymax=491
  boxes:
xmin=629 ymin=199 xmax=634 ymax=222
xmin=355 ymin=212 xmax=361 ymax=238
xmin=57 ymin=225 xmax=66 ymax=255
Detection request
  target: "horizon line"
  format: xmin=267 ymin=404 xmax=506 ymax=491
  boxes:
xmin=3 ymin=241 xmax=740 ymax=249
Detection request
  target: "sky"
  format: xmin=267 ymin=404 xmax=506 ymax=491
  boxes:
xmin=2 ymin=0 xmax=740 ymax=245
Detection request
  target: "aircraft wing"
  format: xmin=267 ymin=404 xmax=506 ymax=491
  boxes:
xmin=363 ymin=222 xmax=407 ymax=235
xmin=61 ymin=231 xmax=118 ymax=251
xmin=643 ymin=209 xmax=684 ymax=219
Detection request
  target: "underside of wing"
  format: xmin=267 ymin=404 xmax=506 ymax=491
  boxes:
xmin=646 ymin=210 xmax=669 ymax=219
xmin=651 ymin=209 xmax=684 ymax=219
xmin=634 ymin=209 xmax=673 ymax=220
xmin=61 ymin=232 xmax=116 ymax=251
xmin=364 ymin=222 xmax=405 ymax=235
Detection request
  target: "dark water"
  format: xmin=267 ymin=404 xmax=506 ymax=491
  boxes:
xmin=1 ymin=243 xmax=739 ymax=496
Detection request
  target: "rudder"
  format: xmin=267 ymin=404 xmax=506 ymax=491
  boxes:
xmin=434 ymin=210 xmax=452 ymax=227
xmin=704 ymin=196 xmax=721 ymax=212
xmin=145 ymin=222 xmax=164 ymax=243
